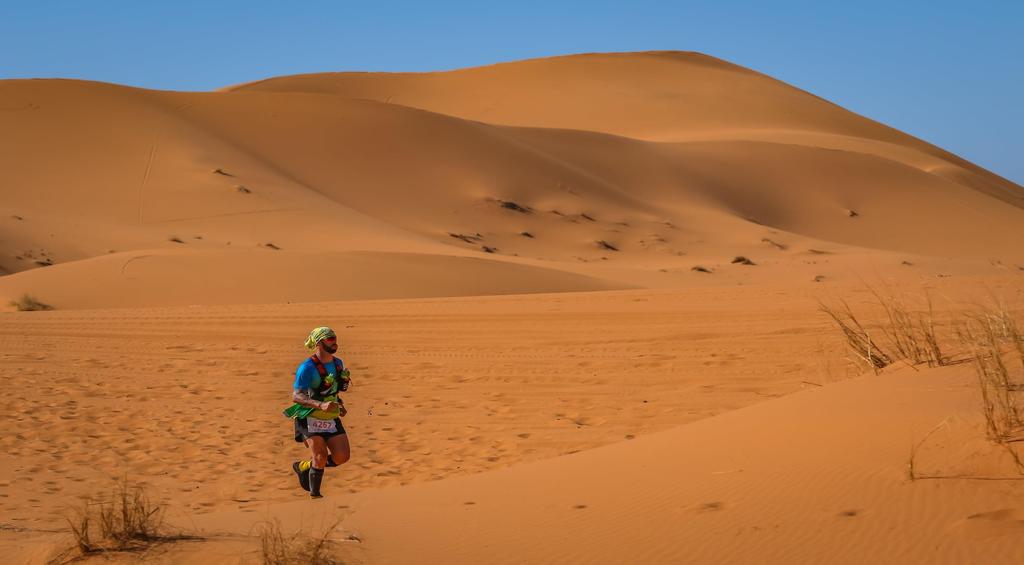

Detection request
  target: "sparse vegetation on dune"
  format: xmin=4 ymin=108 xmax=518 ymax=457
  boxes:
xmin=959 ymin=304 xmax=1024 ymax=448
xmin=757 ymin=236 xmax=786 ymax=249
xmin=820 ymin=285 xmax=948 ymax=372
xmin=448 ymin=232 xmax=483 ymax=244
xmin=58 ymin=477 xmax=190 ymax=560
xmin=497 ymin=200 xmax=531 ymax=214
xmin=9 ymin=294 xmax=53 ymax=311
xmin=819 ymin=297 xmax=892 ymax=371
xmin=256 ymin=518 xmax=348 ymax=565
xmin=822 ymin=285 xmax=1024 ymax=475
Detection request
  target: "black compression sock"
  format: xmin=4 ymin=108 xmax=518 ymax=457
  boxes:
xmin=309 ymin=467 xmax=325 ymax=497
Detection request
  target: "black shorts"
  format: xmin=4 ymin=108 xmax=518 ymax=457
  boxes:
xmin=293 ymin=417 xmax=346 ymax=443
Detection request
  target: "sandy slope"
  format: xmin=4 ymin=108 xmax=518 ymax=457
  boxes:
xmin=229 ymin=51 xmax=1021 ymax=206
xmin=3 ymin=278 xmax=1023 ymax=563
xmin=2 ymin=51 xmax=1024 ymax=564
xmin=3 ymin=52 xmax=1023 ymax=309
xmin=189 ymin=364 xmax=1023 ymax=565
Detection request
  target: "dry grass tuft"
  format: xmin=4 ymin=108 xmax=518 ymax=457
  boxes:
xmin=63 ymin=477 xmax=174 ymax=557
xmin=9 ymin=294 xmax=53 ymax=311
xmin=867 ymin=287 xmax=946 ymax=367
xmin=818 ymin=298 xmax=892 ymax=371
xmin=959 ymin=304 xmax=1024 ymax=453
xmin=448 ymin=232 xmax=482 ymax=244
xmin=497 ymin=200 xmax=531 ymax=214
xmin=256 ymin=519 xmax=345 ymax=565
xmin=824 ymin=286 xmax=1024 ymax=475
xmin=820 ymin=285 xmax=948 ymax=371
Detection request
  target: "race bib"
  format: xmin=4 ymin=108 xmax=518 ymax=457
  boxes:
xmin=306 ymin=417 xmax=337 ymax=434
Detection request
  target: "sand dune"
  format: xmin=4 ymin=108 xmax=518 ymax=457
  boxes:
xmin=3 ymin=51 xmax=1024 ymax=565
xmin=3 ymin=280 xmax=1023 ymax=563
xmin=3 ymin=52 xmax=1022 ymax=309
xmin=0 ymin=249 xmax=624 ymax=309
xmin=192 ymin=364 xmax=1020 ymax=565
xmin=229 ymin=51 xmax=1020 ymax=204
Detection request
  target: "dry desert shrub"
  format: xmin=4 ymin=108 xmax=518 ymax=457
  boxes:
xmin=958 ymin=304 xmax=1024 ymax=447
xmin=818 ymin=298 xmax=892 ymax=371
xmin=819 ymin=286 xmax=948 ymax=372
xmin=823 ymin=286 xmax=1024 ymax=475
xmin=9 ymin=294 xmax=53 ymax=311
xmin=866 ymin=287 xmax=945 ymax=367
xmin=63 ymin=477 xmax=167 ymax=556
xmin=256 ymin=519 xmax=345 ymax=565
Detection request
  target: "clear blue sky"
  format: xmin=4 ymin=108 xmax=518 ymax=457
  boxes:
xmin=2 ymin=1 xmax=1021 ymax=184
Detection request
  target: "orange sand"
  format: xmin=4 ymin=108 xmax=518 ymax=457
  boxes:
xmin=1 ymin=52 xmax=1023 ymax=563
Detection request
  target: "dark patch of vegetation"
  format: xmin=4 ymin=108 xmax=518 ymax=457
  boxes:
xmin=596 ymin=240 xmax=619 ymax=252
xmin=448 ymin=232 xmax=483 ymax=244
xmin=481 ymin=246 xmax=498 ymax=253
xmin=807 ymin=249 xmax=831 ymax=255
xmin=236 ymin=185 xmax=251 ymax=194
xmin=761 ymin=237 xmax=787 ymax=250
xmin=902 ymin=260 xmax=914 ymax=266
xmin=579 ymin=213 xmax=596 ymax=222
xmin=9 ymin=294 xmax=53 ymax=311
xmin=168 ymin=236 xmax=185 ymax=244
xmin=211 ymin=168 xmax=233 ymax=177
xmin=731 ymin=256 xmax=755 ymax=265
xmin=499 ymin=200 xmax=531 ymax=214
xmin=691 ymin=265 xmax=712 ymax=273
xmin=10 ymin=215 xmax=23 ymax=220
xmin=847 ymin=209 xmax=860 ymax=218
xmin=813 ymin=275 xmax=826 ymax=283
xmin=264 ymin=242 xmax=281 ymax=250
xmin=520 ymin=231 xmax=534 ymax=238
xmin=34 ymin=258 xmax=53 ymax=267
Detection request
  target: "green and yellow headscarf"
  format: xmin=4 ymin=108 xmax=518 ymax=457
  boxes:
xmin=304 ymin=326 xmax=336 ymax=351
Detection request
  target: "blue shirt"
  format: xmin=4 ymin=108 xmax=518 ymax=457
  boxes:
xmin=293 ymin=356 xmax=346 ymax=391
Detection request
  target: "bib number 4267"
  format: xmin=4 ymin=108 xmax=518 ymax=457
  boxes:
xmin=306 ymin=418 xmax=337 ymax=434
